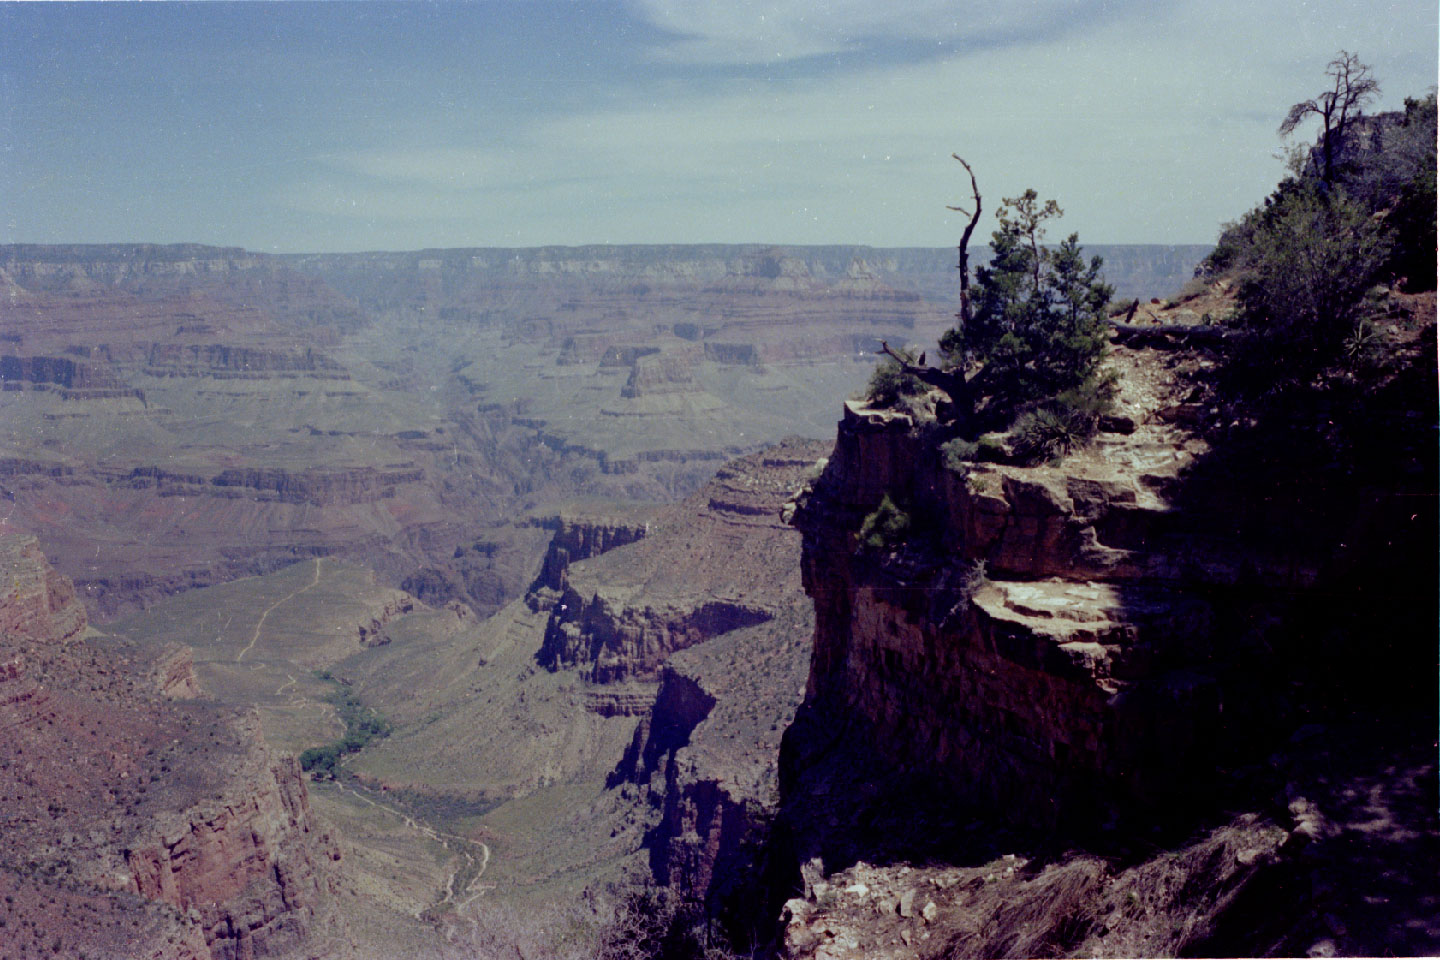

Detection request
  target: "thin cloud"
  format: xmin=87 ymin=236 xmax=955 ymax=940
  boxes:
xmin=626 ymin=0 xmax=1123 ymax=65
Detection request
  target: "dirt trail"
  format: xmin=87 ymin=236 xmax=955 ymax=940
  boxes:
xmin=237 ymin=558 xmax=323 ymax=662
xmin=334 ymin=780 xmax=493 ymax=913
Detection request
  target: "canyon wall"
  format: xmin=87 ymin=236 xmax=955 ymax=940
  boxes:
xmin=787 ymin=329 xmax=1435 ymax=834
xmin=537 ymin=441 xmax=826 ymax=686
xmin=0 ymin=535 xmax=341 ymax=960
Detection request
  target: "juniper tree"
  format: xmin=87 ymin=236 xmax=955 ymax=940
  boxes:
xmin=1280 ymin=51 xmax=1380 ymax=183
xmin=879 ymin=172 xmax=1112 ymax=439
xmin=937 ymin=189 xmax=1111 ymax=430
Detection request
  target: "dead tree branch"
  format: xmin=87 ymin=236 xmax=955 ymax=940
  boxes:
xmin=947 ymin=154 xmax=983 ymax=328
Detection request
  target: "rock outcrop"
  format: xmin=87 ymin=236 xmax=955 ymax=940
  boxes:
xmin=788 ymin=390 xmax=1228 ymax=828
xmin=526 ymin=512 xmax=657 ymax=602
xmin=773 ymin=306 xmax=1437 ymax=957
xmin=537 ymin=440 xmax=828 ymax=684
xmin=616 ymin=603 xmax=813 ymax=936
xmin=0 ymin=535 xmax=341 ymax=960
xmin=788 ymin=311 xmax=1436 ymax=832
xmin=0 ymin=533 xmax=88 ymax=644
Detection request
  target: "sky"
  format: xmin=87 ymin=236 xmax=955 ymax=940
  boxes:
xmin=2 ymin=1 xmax=1435 ymax=252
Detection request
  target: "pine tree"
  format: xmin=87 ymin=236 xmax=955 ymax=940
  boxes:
xmin=939 ymin=190 xmax=1112 ymax=427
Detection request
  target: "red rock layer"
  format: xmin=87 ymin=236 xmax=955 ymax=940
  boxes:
xmin=0 ymin=534 xmax=340 ymax=959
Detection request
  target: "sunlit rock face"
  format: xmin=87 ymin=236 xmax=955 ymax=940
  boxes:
xmin=0 ymin=534 xmax=339 ymax=960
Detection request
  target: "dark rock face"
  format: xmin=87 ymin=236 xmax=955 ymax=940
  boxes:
xmin=541 ymin=591 xmax=773 ymax=683
xmin=771 ymin=303 xmax=1437 ymax=957
xmin=527 ymin=515 xmax=654 ymax=600
xmin=609 ymin=594 xmax=813 ymax=951
xmin=785 ymin=310 xmax=1436 ymax=833
xmin=788 ymin=397 xmax=1236 ymax=829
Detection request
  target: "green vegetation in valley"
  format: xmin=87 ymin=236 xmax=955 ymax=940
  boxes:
xmin=299 ymin=677 xmax=393 ymax=777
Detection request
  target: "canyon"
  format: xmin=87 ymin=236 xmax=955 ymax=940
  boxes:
xmin=0 ymin=242 xmax=1204 ymax=623
xmin=1 ymin=240 xmax=1433 ymax=960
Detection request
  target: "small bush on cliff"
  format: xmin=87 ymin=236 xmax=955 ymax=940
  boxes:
xmin=856 ymin=494 xmax=911 ymax=552
xmin=942 ymin=437 xmax=980 ymax=469
xmin=962 ymin=558 xmax=989 ymax=600
xmin=864 ymin=344 xmax=926 ymax=408
xmin=996 ymin=369 xmax=1117 ymax=465
xmin=594 ymin=882 xmax=740 ymax=960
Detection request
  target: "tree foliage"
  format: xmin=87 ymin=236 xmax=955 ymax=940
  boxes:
xmin=939 ymin=189 xmax=1113 ymax=430
xmin=856 ymin=493 xmax=911 ymax=552
xmin=298 ymin=686 xmax=392 ymax=777
xmin=1232 ymin=181 xmax=1391 ymax=376
xmin=1203 ymin=55 xmax=1433 ymax=387
xmin=863 ymin=345 xmax=926 ymax=408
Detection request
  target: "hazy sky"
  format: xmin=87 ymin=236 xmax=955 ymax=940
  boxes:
xmin=2 ymin=1 xmax=1435 ymax=252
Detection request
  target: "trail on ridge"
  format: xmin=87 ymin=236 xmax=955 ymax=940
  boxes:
xmin=237 ymin=558 xmax=323 ymax=662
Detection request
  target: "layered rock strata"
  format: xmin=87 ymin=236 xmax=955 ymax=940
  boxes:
xmin=526 ymin=512 xmax=657 ymax=602
xmin=776 ymin=311 xmax=1437 ymax=957
xmin=0 ymin=535 xmax=340 ymax=959
xmin=789 ymin=392 xmax=1228 ymax=828
xmin=787 ymin=329 xmax=1432 ymax=831
xmin=537 ymin=440 xmax=828 ymax=685
xmin=616 ymin=603 xmax=813 ymax=934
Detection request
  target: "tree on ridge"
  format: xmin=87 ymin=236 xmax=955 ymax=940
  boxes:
xmin=1280 ymin=50 xmax=1380 ymax=183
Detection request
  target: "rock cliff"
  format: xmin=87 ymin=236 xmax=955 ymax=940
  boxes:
xmin=0 ymin=534 xmax=88 ymax=644
xmin=788 ymin=332 xmax=1432 ymax=828
xmin=615 ymin=602 xmax=813 ymax=938
xmin=773 ymin=303 xmax=1437 ymax=957
xmin=526 ymin=511 xmax=658 ymax=602
xmin=537 ymin=441 xmax=826 ymax=685
xmin=0 ymin=535 xmax=342 ymax=960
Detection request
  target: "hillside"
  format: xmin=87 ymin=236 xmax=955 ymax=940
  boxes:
xmin=0 ymin=535 xmax=347 ymax=960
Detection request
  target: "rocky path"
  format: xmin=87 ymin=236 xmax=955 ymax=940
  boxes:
xmin=334 ymin=780 xmax=493 ymax=913
xmin=237 ymin=557 xmax=323 ymax=662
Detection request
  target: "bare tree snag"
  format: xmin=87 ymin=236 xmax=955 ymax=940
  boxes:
xmin=867 ymin=157 xmax=985 ymax=423
xmin=879 ymin=340 xmax=966 ymax=397
xmin=947 ymin=154 xmax=983 ymax=329
xmin=1280 ymin=51 xmax=1379 ymax=183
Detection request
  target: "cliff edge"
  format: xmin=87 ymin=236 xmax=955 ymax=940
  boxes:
xmin=774 ymin=301 xmax=1437 ymax=957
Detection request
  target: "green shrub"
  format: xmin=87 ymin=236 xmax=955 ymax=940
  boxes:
xmin=299 ymin=744 xmax=340 ymax=775
xmin=1007 ymin=371 xmax=1115 ymax=465
xmin=976 ymin=435 xmax=1007 ymax=461
xmin=864 ymin=347 xmax=926 ymax=408
xmin=1011 ymin=406 xmax=1096 ymax=464
xmin=856 ymin=494 xmax=911 ymax=551
xmin=962 ymin=559 xmax=989 ymax=600
xmin=1232 ymin=182 xmax=1391 ymax=379
xmin=965 ymin=471 xmax=997 ymax=495
xmin=942 ymin=438 xmax=979 ymax=470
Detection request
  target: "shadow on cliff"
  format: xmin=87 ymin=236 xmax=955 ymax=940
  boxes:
xmin=1154 ymin=317 xmax=1437 ymax=732
xmin=1113 ymin=315 xmax=1440 ymax=955
xmin=763 ymin=314 xmax=1438 ymax=956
